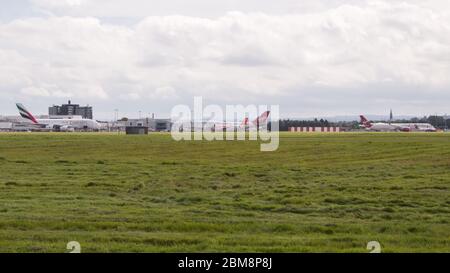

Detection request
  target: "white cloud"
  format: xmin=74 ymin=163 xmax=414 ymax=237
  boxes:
xmin=0 ymin=1 xmax=449 ymax=118
xmin=20 ymin=85 xmax=74 ymax=98
xmin=153 ymin=86 xmax=179 ymax=99
xmin=28 ymin=0 xmax=450 ymax=18
xmin=21 ymin=86 xmax=51 ymax=97
xmin=32 ymin=0 xmax=84 ymax=8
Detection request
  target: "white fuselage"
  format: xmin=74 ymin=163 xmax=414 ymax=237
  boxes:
xmin=366 ymin=123 xmax=398 ymax=131
xmin=366 ymin=122 xmax=436 ymax=132
xmin=392 ymin=123 xmax=437 ymax=132
xmin=36 ymin=118 xmax=101 ymax=130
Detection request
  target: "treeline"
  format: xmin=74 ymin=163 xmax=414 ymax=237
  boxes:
xmin=277 ymin=119 xmax=336 ymax=131
xmin=275 ymin=115 xmax=449 ymax=131
xmin=390 ymin=115 xmax=449 ymax=129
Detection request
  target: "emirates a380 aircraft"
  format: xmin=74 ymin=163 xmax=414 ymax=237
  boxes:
xmin=16 ymin=103 xmax=101 ymax=131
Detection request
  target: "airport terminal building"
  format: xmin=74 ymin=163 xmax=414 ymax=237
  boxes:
xmin=115 ymin=118 xmax=171 ymax=132
xmin=49 ymin=100 xmax=93 ymax=119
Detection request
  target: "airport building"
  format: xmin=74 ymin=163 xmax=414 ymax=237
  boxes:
xmin=116 ymin=118 xmax=171 ymax=132
xmin=0 ymin=122 xmax=13 ymax=132
xmin=49 ymin=100 xmax=93 ymax=119
xmin=148 ymin=118 xmax=171 ymax=132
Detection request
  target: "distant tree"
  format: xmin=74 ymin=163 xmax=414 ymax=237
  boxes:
xmin=427 ymin=115 xmax=445 ymax=128
xmin=277 ymin=119 xmax=342 ymax=131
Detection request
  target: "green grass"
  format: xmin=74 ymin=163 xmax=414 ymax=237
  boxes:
xmin=0 ymin=132 xmax=448 ymax=253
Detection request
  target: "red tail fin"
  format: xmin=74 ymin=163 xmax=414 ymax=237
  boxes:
xmin=359 ymin=115 xmax=371 ymax=127
xmin=253 ymin=111 xmax=270 ymax=126
xmin=241 ymin=117 xmax=249 ymax=127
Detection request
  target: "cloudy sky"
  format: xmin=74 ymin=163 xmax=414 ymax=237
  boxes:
xmin=1 ymin=0 xmax=449 ymax=119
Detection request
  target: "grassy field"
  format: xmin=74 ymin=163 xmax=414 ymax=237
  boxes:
xmin=0 ymin=132 xmax=448 ymax=253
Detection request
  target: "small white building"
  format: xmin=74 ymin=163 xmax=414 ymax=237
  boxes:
xmin=114 ymin=118 xmax=171 ymax=132
xmin=0 ymin=122 xmax=13 ymax=131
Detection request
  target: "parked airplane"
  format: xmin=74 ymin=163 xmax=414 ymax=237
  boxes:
xmin=251 ymin=111 xmax=271 ymax=128
xmin=359 ymin=115 xmax=436 ymax=132
xmin=16 ymin=103 xmax=101 ymax=131
xmin=207 ymin=111 xmax=271 ymax=131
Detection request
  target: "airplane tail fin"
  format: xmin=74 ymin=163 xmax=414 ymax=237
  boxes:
xmin=16 ymin=103 xmax=38 ymax=124
xmin=359 ymin=115 xmax=371 ymax=127
xmin=253 ymin=111 xmax=270 ymax=126
xmin=241 ymin=117 xmax=249 ymax=127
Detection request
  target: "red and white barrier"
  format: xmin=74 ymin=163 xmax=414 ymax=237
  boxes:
xmin=288 ymin=127 xmax=341 ymax=133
